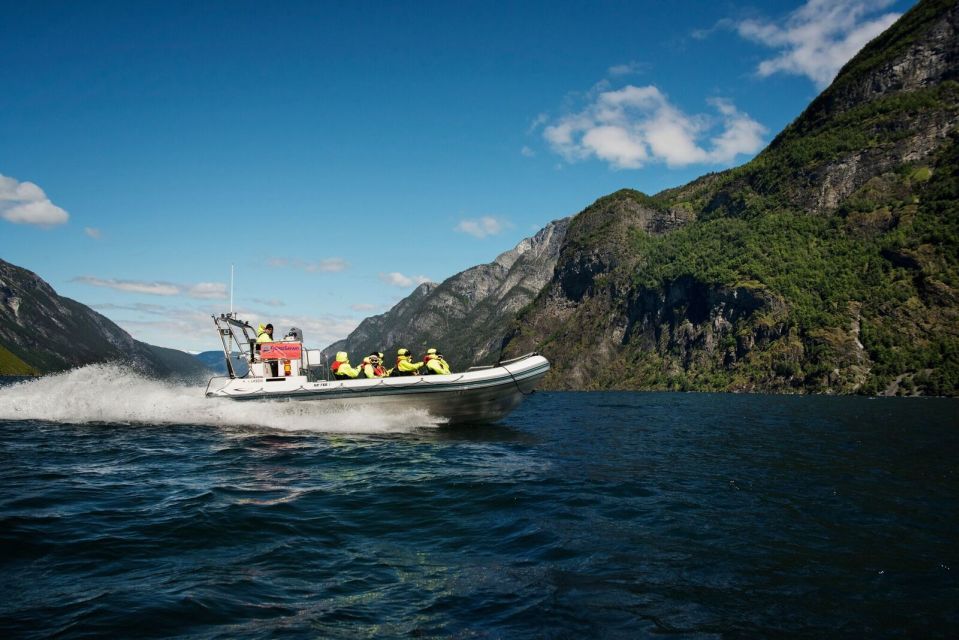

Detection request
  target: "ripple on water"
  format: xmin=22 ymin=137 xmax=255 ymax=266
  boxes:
xmin=1 ymin=391 xmax=957 ymax=638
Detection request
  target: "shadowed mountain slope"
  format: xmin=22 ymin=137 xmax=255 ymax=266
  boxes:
xmin=0 ymin=259 xmax=212 ymax=379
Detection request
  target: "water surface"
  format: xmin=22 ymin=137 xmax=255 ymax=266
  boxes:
xmin=1 ymin=371 xmax=956 ymax=638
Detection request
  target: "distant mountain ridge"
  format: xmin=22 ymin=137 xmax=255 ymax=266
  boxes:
xmin=0 ymin=259 xmax=212 ymax=379
xmin=502 ymin=0 xmax=959 ymax=396
xmin=324 ymin=217 xmax=570 ymax=368
xmin=194 ymin=350 xmax=249 ymax=377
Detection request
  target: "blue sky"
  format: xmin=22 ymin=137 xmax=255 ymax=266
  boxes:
xmin=0 ymin=0 xmax=916 ymax=352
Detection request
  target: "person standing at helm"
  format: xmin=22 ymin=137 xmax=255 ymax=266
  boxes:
xmin=423 ymin=348 xmax=450 ymax=375
xmin=256 ymin=323 xmax=277 ymax=376
xmin=256 ymin=323 xmax=274 ymax=346
xmin=331 ymin=352 xmax=360 ymax=379
xmin=391 ymin=348 xmax=423 ymax=376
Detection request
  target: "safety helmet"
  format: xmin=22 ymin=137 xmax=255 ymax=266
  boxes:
xmin=335 ymin=351 xmax=348 ymax=363
xmin=427 ymin=348 xmax=437 ymax=355
xmin=397 ymin=348 xmax=409 ymax=356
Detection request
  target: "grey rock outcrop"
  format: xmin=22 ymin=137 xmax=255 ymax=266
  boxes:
xmin=324 ymin=217 xmax=571 ymax=368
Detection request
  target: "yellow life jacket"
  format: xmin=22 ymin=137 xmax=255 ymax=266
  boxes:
xmin=256 ymin=324 xmax=273 ymax=344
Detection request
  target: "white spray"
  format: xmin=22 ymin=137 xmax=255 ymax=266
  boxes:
xmin=0 ymin=364 xmax=444 ymax=433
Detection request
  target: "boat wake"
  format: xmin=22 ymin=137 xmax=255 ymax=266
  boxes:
xmin=0 ymin=364 xmax=445 ymax=433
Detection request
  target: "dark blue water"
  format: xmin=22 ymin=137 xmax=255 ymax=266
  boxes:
xmin=1 ymin=391 xmax=957 ymax=638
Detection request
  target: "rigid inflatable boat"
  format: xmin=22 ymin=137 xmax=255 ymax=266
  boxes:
xmin=204 ymin=314 xmax=549 ymax=424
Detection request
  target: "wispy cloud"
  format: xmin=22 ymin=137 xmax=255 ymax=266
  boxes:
xmin=607 ymin=60 xmax=649 ymax=76
xmin=92 ymin=300 xmax=359 ymax=353
xmin=527 ymin=112 xmax=549 ymax=134
xmin=542 ymin=84 xmax=766 ymax=170
xmin=232 ymin=313 xmax=360 ymax=348
xmin=73 ymin=276 xmax=227 ymax=300
xmin=84 ymin=227 xmax=102 ymax=239
xmin=74 ymin=277 xmax=180 ymax=296
xmin=0 ymin=173 xmax=69 ymax=227
xmin=455 ymin=216 xmax=512 ymax=239
xmin=250 ymin=298 xmax=286 ymax=307
xmin=520 ymin=145 xmax=536 ymax=158
xmin=91 ymin=302 xmax=178 ymax=315
xmin=379 ymin=272 xmax=431 ymax=288
xmin=186 ymin=282 xmax=228 ymax=299
xmin=731 ymin=0 xmax=901 ymax=88
xmin=267 ymin=257 xmax=349 ymax=273
xmin=350 ymin=303 xmax=379 ymax=312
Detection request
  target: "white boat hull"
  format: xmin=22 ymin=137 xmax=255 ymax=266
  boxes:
xmin=205 ymin=354 xmax=549 ymax=425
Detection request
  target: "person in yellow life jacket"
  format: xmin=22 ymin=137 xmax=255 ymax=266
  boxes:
xmin=378 ymin=352 xmax=393 ymax=376
xmin=360 ymin=353 xmax=387 ymax=378
xmin=391 ymin=348 xmax=423 ymax=376
xmin=423 ymin=347 xmax=451 ymax=375
xmin=256 ymin=323 xmax=277 ymax=376
xmin=331 ymin=351 xmax=360 ymax=379
xmin=437 ymin=352 xmax=452 ymax=375
xmin=256 ymin=323 xmax=274 ymax=346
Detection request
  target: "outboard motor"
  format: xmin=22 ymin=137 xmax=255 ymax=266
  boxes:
xmin=285 ymin=327 xmax=303 ymax=342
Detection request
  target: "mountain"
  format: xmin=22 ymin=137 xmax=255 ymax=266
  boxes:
xmin=0 ymin=259 xmax=213 ymax=379
xmin=194 ymin=350 xmax=249 ymax=377
xmin=324 ymin=217 xmax=571 ymax=368
xmin=502 ymin=0 xmax=959 ymax=396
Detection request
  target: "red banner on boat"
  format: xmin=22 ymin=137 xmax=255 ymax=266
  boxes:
xmin=260 ymin=342 xmax=302 ymax=360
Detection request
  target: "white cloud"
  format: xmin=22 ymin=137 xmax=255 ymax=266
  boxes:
xmin=186 ymin=282 xmax=228 ymax=299
xmin=350 ymin=303 xmax=378 ymax=312
xmin=733 ymin=0 xmax=901 ymax=88
xmin=91 ymin=300 xmax=359 ymax=353
xmin=92 ymin=302 xmax=177 ymax=315
xmin=256 ymin=313 xmax=360 ymax=349
xmin=455 ymin=216 xmax=511 ymax=239
xmin=73 ymin=276 xmax=227 ymax=299
xmin=608 ymin=60 xmax=649 ymax=76
xmin=379 ymin=272 xmax=432 ymax=288
xmin=542 ymin=84 xmax=767 ymax=170
xmin=84 ymin=227 xmax=102 ymax=239
xmin=74 ymin=277 xmax=181 ymax=296
xmin=705 ymin=98 xmax=768 ymax=164
xmin=521 ymin=145 xmax=536 ymax=157
xmin=0 ymin=173 xmax=69 ymax=226
xmin=527 ymin=112 xmax=549 ymax=133
xmin=267 ymin=257 xmax=349 ymax=273
xmin=250 ymin=298 xmax=286 ymax=307
xmin=307 ymin=258 xmax=348 ymax=273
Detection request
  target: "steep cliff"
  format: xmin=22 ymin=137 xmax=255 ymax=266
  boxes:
xmin=324 ymin=217 xmax=570 ymax=368
xmin=0 ymin=259 xmax=212 ymax=379
xmin=503 ymin=0 xmax=959 ymax=396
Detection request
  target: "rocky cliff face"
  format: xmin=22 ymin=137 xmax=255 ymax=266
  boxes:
xmin=0 ymin=259 xmax=212 ymax=379
xmin=503 ymin=0 xmax=959 ymax=396
xmin=324 ymin=217 xmax=570 ymax=368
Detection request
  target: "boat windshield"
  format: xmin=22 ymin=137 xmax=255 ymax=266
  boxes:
xmin=212 ymin=313 xmax=257 ymax=378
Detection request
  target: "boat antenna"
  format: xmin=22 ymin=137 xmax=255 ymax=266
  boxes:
xmin=230 ymin=264 xmax=234 ymax=317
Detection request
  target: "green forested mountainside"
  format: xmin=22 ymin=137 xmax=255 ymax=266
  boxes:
xmin=0 ymin=259 xmax=211 ymax=378
xmin=502 ymin=0 xmax=959 ymax=395
xmin=0 ymin=343 xmax=38 ymax=376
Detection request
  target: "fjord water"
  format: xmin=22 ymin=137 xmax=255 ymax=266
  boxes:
xmin=0 ymin=370 xmax=956 ymax=638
